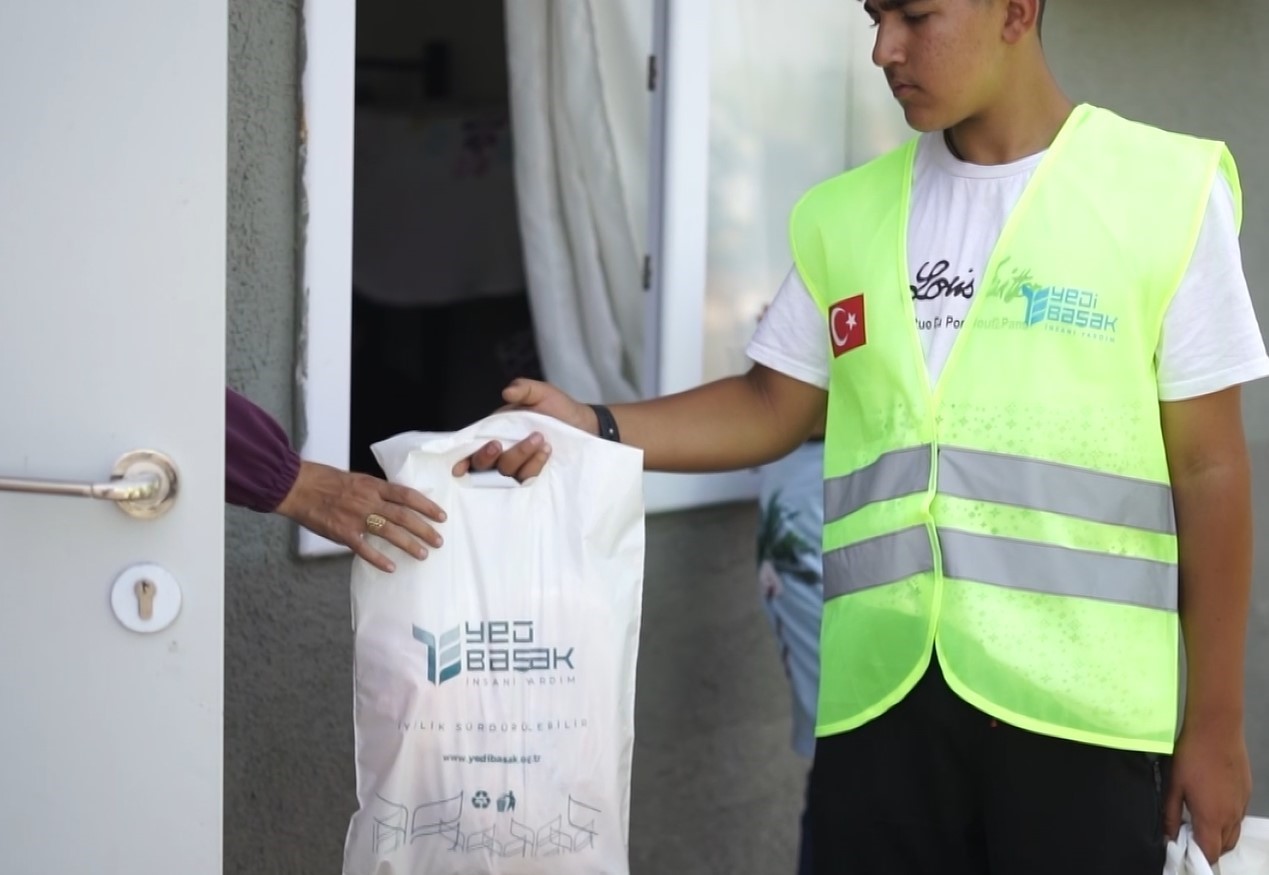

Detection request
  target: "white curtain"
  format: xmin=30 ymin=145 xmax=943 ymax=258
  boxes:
xmin=505 ymin=0 xmax=649 ymax=403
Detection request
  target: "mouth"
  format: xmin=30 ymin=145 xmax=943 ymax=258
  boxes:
xmin=885 ymin=70 xmax=917 ymax=96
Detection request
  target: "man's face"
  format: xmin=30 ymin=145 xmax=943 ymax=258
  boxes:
xmin=863 ymin=0 xmax=1006 ymax=132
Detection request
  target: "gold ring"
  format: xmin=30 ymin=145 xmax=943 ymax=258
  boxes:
xmin=365 ymin=513 xmax=387 ymax=534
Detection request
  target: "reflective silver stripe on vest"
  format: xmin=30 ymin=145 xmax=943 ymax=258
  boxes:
xmin=823 ymin=525 xmax=934 ymax=600
xmin=939 ymin=446 xmax=1175 ymax=534
xmin=825 ymin=446 xmax=931 ymax=524
xmin=939 ymin=529 xmax=1177 ymax=611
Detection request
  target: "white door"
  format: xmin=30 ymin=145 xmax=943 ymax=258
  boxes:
xmin=0 ymin=2 xmax=225 ymax=873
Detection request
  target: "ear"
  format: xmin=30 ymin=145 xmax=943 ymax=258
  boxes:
xmin=1001 ymin=0 xmax=1041 ymax=44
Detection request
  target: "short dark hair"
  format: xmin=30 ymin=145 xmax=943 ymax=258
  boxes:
xmin=863 ymin=0 xmax=1046 ymax=33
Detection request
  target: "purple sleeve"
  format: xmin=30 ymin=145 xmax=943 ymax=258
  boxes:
xmin=225 ymin=388 xmax=302 ymax=513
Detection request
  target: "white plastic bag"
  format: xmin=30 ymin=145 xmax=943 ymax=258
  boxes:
xmin=1164 ymin=819 xmax=1269 ymax=875
xmin=342 ymin=412 xmax=645 ymax=875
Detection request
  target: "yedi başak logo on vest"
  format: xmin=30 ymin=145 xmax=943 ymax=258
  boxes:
xmin=977 ymin=260 xmax=1120 ymax=344
xmin=1017 ymin=284 xmax=1119 ymax=343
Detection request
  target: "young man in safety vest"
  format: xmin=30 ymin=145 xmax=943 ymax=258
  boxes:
xmin=461 ymin=0 xmax=1264 ymax=871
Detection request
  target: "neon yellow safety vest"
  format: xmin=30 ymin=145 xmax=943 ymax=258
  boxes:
xmin=791 ymin=104 xmax=1242 ymax=754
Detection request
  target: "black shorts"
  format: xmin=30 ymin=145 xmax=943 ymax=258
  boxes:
xmin=808 ymin=659 xmax=1169 ymax=875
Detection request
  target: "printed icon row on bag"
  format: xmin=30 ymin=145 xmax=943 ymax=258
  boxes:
xmin=371 ymin=792 xmax=602 ymax=858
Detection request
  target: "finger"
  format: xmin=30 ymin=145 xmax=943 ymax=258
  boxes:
xmin=381 ymin=503 xmax=443 ymax=550
xmin=383 ymin=482 xmax=447 ymax=524
xmin=1223 ymin=819 xmax=1242 ymax=856
xmin=351 ymin=536 xmax=396 ymax=573
xmin=467 ymin=441 xmax=505 ymax=473
xmin=1194 ymin=821 xmax=1223 ymax=865
xmin=502 ymin=379 xmax=549 ymax=407
xmin=452 ymin=442 xmax=502 ymax=476
xmin=377 ymin=520 xmax=429 ymax=562
xmin=494 ymin=434 xmax=546 ymax=479
xmin=1162 ymin=779 xmax=1184 ymax=841
xmin=513 ymin=447 xmax=552 ymax=482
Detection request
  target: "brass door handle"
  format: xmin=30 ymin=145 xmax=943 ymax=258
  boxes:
xmin=0 ymin=450 xmax=179 ymax=519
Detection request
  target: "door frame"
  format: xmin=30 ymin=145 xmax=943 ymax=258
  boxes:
xmin=295 ymin=0 xmax=757 ymax=559
xmin=642 ymin=0 xmax=764 ymax=510
xmin=296 ymin=0 xmax=357 ymax=558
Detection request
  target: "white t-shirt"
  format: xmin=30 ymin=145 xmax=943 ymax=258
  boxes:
xmin=749 ymin=132 xmax=1269 ymax=401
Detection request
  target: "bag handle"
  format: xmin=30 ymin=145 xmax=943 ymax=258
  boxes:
xmin=1165 ymin=824 xmax=1220 ymax=875
xmin=371 ymin=411 xmax=607 ymax=488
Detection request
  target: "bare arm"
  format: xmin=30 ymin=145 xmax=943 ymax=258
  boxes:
xmin=1160 ymin=386 xmax=1254 ymax=861
xmin=456 ymin=365 xmax=827 ymax=478
xmin=607 ymin=366 xmax=827 ymax=471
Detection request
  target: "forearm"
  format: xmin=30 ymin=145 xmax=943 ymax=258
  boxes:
xmin=275 ymin=460 xmax=321 ymax=523
xmin=607 ymin=368 xmax=824 ymax=472
xmin=1174 ymin=456 xmax=1253 ymax=727
xmin=225 ymin=388 xmax=302 ymax=512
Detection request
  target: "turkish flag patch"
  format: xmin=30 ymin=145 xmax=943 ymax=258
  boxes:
xmin=829 ymin=295 xmax=867 ymax=357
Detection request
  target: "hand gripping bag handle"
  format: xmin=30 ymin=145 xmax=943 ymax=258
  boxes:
xmin=1164 ymin=824 xmax=1219 ymax=875
xmin=371 ymin=410 xmax=641 ymax=507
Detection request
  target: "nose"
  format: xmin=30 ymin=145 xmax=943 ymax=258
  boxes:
xmin=872 ymin=20 xmax=905 ymax=69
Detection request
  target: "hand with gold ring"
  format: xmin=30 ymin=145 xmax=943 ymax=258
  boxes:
xmin=275 ymin=461 xmax=447 ymax=572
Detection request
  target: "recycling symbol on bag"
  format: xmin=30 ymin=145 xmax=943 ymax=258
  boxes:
xmin=472 ymin=791 xmax=491 ymax=809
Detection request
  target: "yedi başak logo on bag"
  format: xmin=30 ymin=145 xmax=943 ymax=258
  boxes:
xmin=412 ymin=621 xmax=576 ymax=687
xmin=412 ymin=626 xmax=463 ymax=685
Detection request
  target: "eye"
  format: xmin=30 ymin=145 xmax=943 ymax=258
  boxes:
xmin=904 ymin=12 xmax=930 ymax=23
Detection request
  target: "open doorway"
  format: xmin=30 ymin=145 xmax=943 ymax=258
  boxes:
xmin=300 ymin=0 xmax=729 ymax=536
xmin=348 ymin=0 xmax=542 ymax=475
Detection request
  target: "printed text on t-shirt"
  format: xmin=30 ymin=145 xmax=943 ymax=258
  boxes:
xmin=911 ymin=260 xmax=975 ymax=301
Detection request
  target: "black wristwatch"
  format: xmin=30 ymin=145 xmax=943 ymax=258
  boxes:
xmin=589 ymin=404 xmax=621 ymax=443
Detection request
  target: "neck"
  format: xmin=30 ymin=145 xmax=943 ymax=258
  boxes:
xmin=945 ymin=58 xmax=1074 ymax=165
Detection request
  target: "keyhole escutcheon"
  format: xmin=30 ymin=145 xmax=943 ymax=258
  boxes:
xmin=134 ymin=579 xmax=156 ymax=621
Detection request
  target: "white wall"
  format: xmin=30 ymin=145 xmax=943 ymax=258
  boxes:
xmin=1045 ymin=0 xmax=1269 ymax=814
